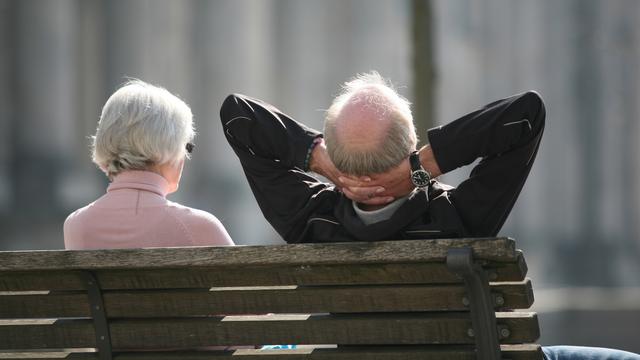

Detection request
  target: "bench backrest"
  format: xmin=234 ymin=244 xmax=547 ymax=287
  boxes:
xmin=0 ymin=238 xmax=541 ymax=359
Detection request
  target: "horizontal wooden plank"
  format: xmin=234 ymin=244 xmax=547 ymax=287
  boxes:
xmin=0 ymin=280 xmax=534 ymax=318
xmin=0 ymin=313 xmax=539 ymax=350
xmin=0 ymin=258 xmax=527 ymax=291
xmin=0 ymin=352 xmax=79 ymax=359
xmin=496 ymin=279 xmax=535 ymax=310
xmin=0 ymin=238 xmax=516 ymax=271
xmin=0 ymin=272 xmax=85 ymax=291
xmin=0 ymin=319 xmax=95 ymax=349
xmin=0 ymin=344 xmax=543 ymax=360
xmin=496 ymin=312 xmax=541 ymax=343
xmin=116 ymin=311 xmax=537 ymax=346
xmin=0 ymin=291 xmax=89 ymax=319
xmin=103 ymin=280 xmax=530 ymax=315
xmin=0 ymin=350 xmax=93 ymax=359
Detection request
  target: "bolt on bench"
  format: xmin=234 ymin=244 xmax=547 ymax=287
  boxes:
xmin=0 ymin=237 xmax=540 ymax=360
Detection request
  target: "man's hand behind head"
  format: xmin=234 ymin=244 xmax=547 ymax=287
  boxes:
xmin=311 ymin=139 xmax=442 ymax=206
xmin=341 ymin=160 xmax=412 ymax=203
xmin=309 ymin=138 xmax=393 ymax=205
xmin=342 ymin=145 xmax=442 ymax=203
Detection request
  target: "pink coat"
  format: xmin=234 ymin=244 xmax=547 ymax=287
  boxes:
xmin=64 ymin=170 xmax=234 ymax=249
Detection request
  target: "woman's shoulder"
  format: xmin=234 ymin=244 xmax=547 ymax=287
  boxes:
xmin=164 ymin=201 xmax=235 ymax=246
xmin=64 ymin=200 xmax=99 ymax=228
xmin=163 ymin=200 xmax=217 ymax=222
xmin=63 ymin=201 xmax=101 ymax=249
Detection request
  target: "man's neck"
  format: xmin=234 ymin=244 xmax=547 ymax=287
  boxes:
xmin=357 ymin=203 xmax=387 ymax=211
xmin=352 ymin=197 xmax=409 ymax=226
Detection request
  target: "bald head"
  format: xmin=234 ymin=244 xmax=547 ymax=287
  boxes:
xmin=324 ymin=72 xmax=417 ymax=176
xmin=333 ymin=87 xmax=395 ymax=152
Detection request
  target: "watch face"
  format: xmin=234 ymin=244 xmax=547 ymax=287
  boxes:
xmin=411 ymin=170 xmax=431 ymax=187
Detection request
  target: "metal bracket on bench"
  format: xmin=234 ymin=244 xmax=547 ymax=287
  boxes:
xmin=447 ymin=247 xmax=501 ymax=360
xmin=80 ymin=271 xmax=113 ymax=360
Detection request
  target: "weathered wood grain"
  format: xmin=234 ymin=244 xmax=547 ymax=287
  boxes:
xmin=0 ymin=281 xmax=534 ymax=318
xmin=0 ymin=238 xmax=516 ymax=271
xmin=0 ymin=344 xmax=543 ymax=360
xmin=496 ymin=279 xmax=535 ymax=310
xmin=0 ymin=352 xmax=82 ymax=359
xmin=496 ymin=312 xmax=541 ymax=343
xmin=0 ymin=319 xmax=95 ymax=349
xmin=109 ymin=312 xmax=537 ymax=348
xmin=0 ymin=259 xmax=527 ymax=291
xmin=0 ymin=313 xmax=538 ymax=350
xmin=0 ymin=271 xmax=85 ymax=291
xmin=0 ymin=291 xmax=89 ymax=318
xmin=102 ymin=280 xmax=532 ymax=315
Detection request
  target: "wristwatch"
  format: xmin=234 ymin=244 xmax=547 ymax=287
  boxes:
xmin=409 ymin=150 xmax=432 ymax=188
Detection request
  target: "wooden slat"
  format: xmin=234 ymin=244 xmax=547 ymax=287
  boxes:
xmin=0 ymin=319 xmax=95 ymax=349
xmin=0 ymin=272 xmax=85 ymax=291
xmin=0 ymin=345 xmax=543 ymax=360
xmin=0 ymin=238 xmax=516 ymax=271
xmin=495 ymin=279 xmax=535 ymax=310
xmin=496 ymin=312 xmax=541 ymax=342
xmin=0 ymin=313 xmax=538 ymax=350
xmin=108 ymin=312 xmax=539 ymax=348
xmin=0 ymin=259 xmax=527 ymax=291
xmin=0 ymin=291 xmax=89 ymax=318
xmin=104 ymin=281 xmax=534 ymax=316
xmin=0 ymin=280 xmax=534 ymax=319
xmin=95 ymin=263 xmax=462 ymax=288
xmin=0 ymin=353 xmax=80 ymax=359
xmin=0 ymin=350 xmax=94 ymax=359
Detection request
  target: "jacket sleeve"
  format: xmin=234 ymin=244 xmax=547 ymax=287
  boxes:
xmin=427 ymin=91 xmax=546 ymax=237
xmin=219 ymin=94 xmax=329 ymax=242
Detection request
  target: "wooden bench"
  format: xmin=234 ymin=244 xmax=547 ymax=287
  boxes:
xmin=0 ymin=237 xmax=541 ymax=360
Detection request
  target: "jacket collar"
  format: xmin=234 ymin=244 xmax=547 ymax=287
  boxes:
xmin=107 ymin=170 xmax=170 ymax=197
xmin=333 ymin=181 xmax=459 ymax=241
xmin=334 ymin=190 xmax=430 ymax=241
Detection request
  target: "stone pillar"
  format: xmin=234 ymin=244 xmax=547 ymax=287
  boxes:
xmin=0 ymin=0 xmax=14 ymax=216
xmin=57 ymin=0 xmax=108 ymax=211
xmin=12 ymin=0 xmax=78 ymax=220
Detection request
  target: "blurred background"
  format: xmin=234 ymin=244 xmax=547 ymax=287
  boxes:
xmin=1 ymin=0 xmax=639 ymax=352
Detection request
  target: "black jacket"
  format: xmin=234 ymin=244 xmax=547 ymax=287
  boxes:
xmin=220 ymin=92 xmax=545 ymax=243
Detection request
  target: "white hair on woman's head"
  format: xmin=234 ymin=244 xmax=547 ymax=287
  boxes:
xmin=92 ymin=79 xmax=194 ymax=177
xmin=323 ymin=71 xmax=417 ymax=175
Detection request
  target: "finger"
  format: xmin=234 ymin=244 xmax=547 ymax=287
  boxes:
xmin=342 ymin=187 xmax=367 ymax=202
xmin=338 ymin=176 xmax=370 ymax=187
xmin=339 ymin=176 xmax=386 ymax=187
xmin=338 ymin=176 xmax=358 ymax=187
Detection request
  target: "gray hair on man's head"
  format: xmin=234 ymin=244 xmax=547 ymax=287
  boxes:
xmin=92 ymin=79 xmax=195 ymax=177
xmin=323 ymin=71 xmax=417 ymax=176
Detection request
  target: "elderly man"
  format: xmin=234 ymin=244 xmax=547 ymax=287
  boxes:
xmin=220 ymin=72 xmax=544 ymax=243
xmin=221 ymin=72 xmax=640 ymax=360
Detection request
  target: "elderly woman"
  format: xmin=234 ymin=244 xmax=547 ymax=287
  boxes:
xmin=64 ymin=80 xmax=234 ymax=249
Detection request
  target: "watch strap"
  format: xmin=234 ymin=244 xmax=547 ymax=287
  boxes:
xmin=409 ymin=150 xmax=422 ymax=171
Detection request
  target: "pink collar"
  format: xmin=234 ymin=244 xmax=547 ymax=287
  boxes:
xmin=107 ymin=170 xmax=170 ymax=197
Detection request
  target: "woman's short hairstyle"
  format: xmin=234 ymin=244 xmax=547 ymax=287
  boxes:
xmin=92 ymin=80 xmax=195 ymax=177
xmin=323 ymin=72 xmax=417 ymax=175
